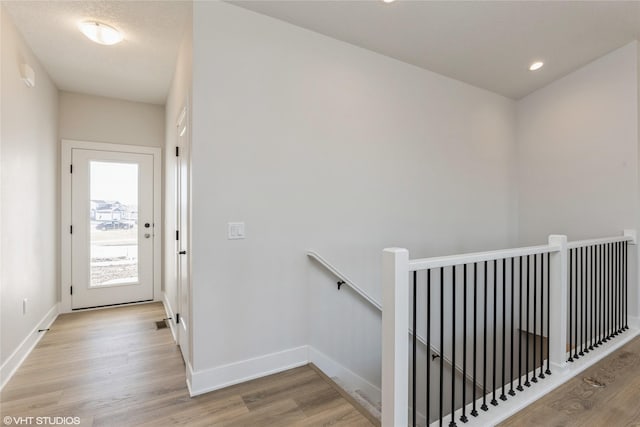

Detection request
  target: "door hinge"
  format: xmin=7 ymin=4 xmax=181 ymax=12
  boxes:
xmin=176 ymin=313 xmax=181 ymax=324
xmin=70 ymin=286 xmax=73 ymax=295
xmin=176 ymin=230 xmax=179 ymax=241
xmin=70 ymin=225 xmax=73 ymax=234
xmin=70 ymin=164 xmax=73 ymax=173
xmin=175 ymin=146 xmax=179 ymax=157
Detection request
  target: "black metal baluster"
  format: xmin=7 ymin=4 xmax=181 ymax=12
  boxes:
xmin=616 ymin=242 xmax=620 ymax=335
xmin=620 ymin=241 xmax=624 ymax=331
xmin=510 ymin=257 xmax=516 ymax=393
xmin=595 ymin=245 xmax=600 ymax=347
xmin=619 ymin=242 xmax=626 ymax=333
xmin=440 ymin=267 xmax=444 ymax=427
xmin=539 ymin=253 xmax=545 ymax=378
xmin=583 ymin=246 xmax=588 ymax=354
xmin=427 ymin=270 xmax=431 ymax=424
xmin=471 ymin=263 xmax=478 ymax=418
xmin=584 ymin=246 xmax=590 ymax=352
xmin=618 ymin=242 xmax=622 ymax=334
xmin=531 ymin=254 xmax=538 ymax=384
xmin=603 ymin=244 xmax=609 ymax=342
xmin=611 ymin=243 xmax=618 ymax=336
xmin=620 ymin=242 xmax=623 ymax=332
xmin=580 ymin=247 xmax=585 ymax=356
xmin=545 ymin=252 xmax=551 ymax=375
xmin=589 ymin=246 xmax=596 ymax=350
xmin=481 ymin=261 xmax=488 ymax=412
xmin=500 ymin=258 xmax=507 ymax=400
xmin=598 ymin=245 xmax=606 ymax=344
xmin=598 ymin=245 xmax=606 ymax=345
xmin=517 ymin=256 xmax=523 ymax=392
xmin=608 ymin=243 xmax=612 ymax=340
xmin=461 ymin=264 xmax=468 ymax=423
xmin=412 ymin=271 xmax=417 ymax=427
xmin=525 ymin=255 xmax=531 ymax=387
xmin=491 ymin=260 xmax=498 ymax=406
xmin=574 ymin=248 xmax=580 ymax=359
xmin=568 ymin=249 xmax=573 ymax=362
xmin=618 ymin=242 xmax=624 ymax=334
xmin=450 ymin=267 xmax=457 ymax=427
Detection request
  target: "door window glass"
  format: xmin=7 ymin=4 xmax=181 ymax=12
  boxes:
xmin=89 ymin=161 xmax=139 ymax=287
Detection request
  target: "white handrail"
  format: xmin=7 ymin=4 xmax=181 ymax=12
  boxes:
xmin=567 ymin=234 xmax=634 ymax=249
xmin=409 ymin=244 xmax=560 ymax=271
xmin=307 ymin=250 xmax=382 ymax=311
xmin=307 ymin=250 xmax=471 ymax=382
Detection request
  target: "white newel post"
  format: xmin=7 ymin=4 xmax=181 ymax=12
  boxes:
xmin=382 ymin=248 xmax=409 ymax=427
xmin=548 ymin=235 xmax=568 ymax=372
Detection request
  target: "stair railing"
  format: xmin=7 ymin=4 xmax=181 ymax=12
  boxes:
xmin=382 ymin=230 xmax=636 ymax=427
xmin=308 ymin=250 xmax=471 ymax=383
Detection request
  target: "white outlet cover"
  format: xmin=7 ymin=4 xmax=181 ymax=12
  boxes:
xmin=228 ymin=222 xmax=245 ymax=240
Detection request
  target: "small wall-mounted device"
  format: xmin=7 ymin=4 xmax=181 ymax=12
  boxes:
xmin=228 ymin=222 xmax=245 ymax=240
xmin=20 ymin=63 xmax=35 ymax=88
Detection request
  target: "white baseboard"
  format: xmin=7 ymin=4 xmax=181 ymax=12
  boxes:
xmin=186 ymin=361 xmax=194 ymax=396
xmin=189 ymin=345 xmax=309 ymax=396
xmin=308 ymin=346 xmax=381 ymax=405
xmin=0 ymin=304 xmax=58 ymax=390
xmin=161 ymin=292 xmax=177 ymax=343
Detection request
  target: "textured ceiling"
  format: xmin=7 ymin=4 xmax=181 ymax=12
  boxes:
xmin=232 ymin=0 xmax=640 ymax=99
xmin=4 ymin=1 xmax=640 ymax=103
xmin=3 ymin=1 xmax=191 ymax=105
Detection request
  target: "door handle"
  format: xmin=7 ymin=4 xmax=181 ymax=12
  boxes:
xmin=178 ymin=251 xmax=187 ymax=255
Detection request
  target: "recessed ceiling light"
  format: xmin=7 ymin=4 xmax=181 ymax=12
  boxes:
xmin=78 ymin=21 xmax=123 ymax=45
xmin=529 ymin=61 xmax=544 ymax=71
xmin=383 ymin=0 xmax=396 ymax=3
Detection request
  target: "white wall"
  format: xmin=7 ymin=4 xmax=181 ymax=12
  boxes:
xmin=164 ymin=15 xmax=192 ymax=349
xmin=191 ymin=1 xmax=517 ymax=392
xmin=59 ymin=92 xmax=165 ymax=148
xmin=58 ymin=91 xmax=165 ymax=309
xmin=1 ymin=6 xmax=59 ymax=381
xmin=516 ymin=42 xmax=638 ymax=245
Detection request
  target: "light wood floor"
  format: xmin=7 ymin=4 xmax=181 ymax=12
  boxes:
xmin=500 ymin=335 xmax=640 ymax=427
xmin=0 ymin=303 xmax=374 ymax=427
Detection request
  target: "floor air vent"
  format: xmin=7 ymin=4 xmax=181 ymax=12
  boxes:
xmin=155 ymin=320 xmax=168 ymax=330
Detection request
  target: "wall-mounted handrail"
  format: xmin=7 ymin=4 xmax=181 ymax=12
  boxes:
xmin=307 ymin=250 xmax=470 ymax=381
xmin=307 ymin=250 xmax=382 ymax=311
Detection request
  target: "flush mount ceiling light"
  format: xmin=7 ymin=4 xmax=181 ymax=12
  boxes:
xmin=383 ymin=0 xmax=396 ymax=3
xmin=529 ymin=61 xmax=544 ymax=71
xmin=78 ymin=21 xmax=123 ymax=45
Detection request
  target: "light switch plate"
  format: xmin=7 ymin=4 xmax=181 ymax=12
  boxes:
xmin=228 ymin=222 xmax=245 ymax=240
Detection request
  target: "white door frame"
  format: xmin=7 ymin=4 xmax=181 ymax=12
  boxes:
xmin=175 ymin=105 xmax=192 ymax=364
xmin=60 ymin=139 xmax=162 ymax=313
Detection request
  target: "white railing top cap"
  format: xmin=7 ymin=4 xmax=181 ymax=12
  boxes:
xmin=408 ymin=244 xmax=560 ymax=271
xmin=567 ymin=235 xmax=633 ymax=249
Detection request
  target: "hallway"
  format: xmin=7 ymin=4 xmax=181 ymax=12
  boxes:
xmin=0 ymin=303 xmax=374 ymax=426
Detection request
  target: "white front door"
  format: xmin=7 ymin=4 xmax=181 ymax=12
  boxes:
xmin=70 ymin=148 xmax=155 ymax=309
